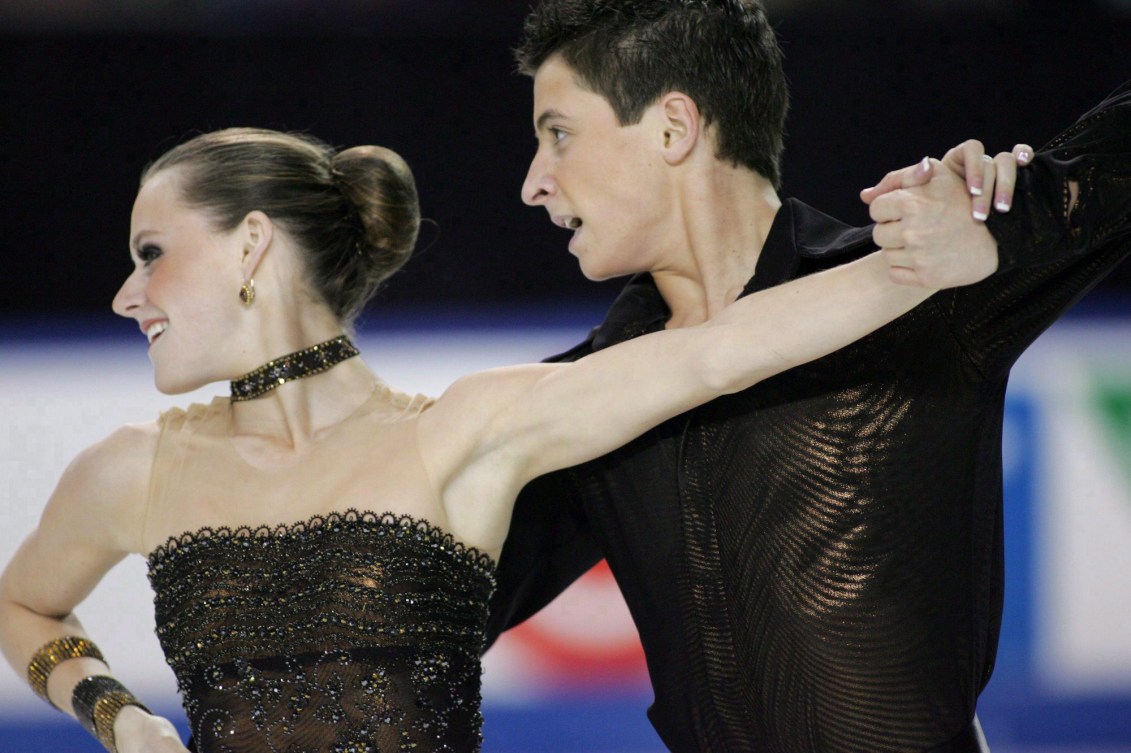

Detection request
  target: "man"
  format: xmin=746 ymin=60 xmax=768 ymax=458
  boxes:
xmin=485 ymin=1 xmax=1131 ymax=750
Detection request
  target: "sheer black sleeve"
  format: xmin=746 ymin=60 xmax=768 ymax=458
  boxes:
xmin=483 ymin=468 xmax=603 ymax=650
xmin=935 ymin=80 xmax=1131 ymax=381
xmin=990 ymin=80 xmax=1131 ymax=272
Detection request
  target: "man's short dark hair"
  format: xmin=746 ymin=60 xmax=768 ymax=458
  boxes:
xmin=516 ymin=0 xmax=789 ymax=188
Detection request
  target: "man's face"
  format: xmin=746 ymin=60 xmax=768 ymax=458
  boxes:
xmin=522 ymin=55 xmax=670 ymax=281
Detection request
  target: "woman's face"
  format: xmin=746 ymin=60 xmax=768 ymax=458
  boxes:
xmin=113 ymin=168 xmax=248 ymax=394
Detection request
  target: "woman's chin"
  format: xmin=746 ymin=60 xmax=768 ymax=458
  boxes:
xmin=153 ymin=373 xmax=210 ymax=396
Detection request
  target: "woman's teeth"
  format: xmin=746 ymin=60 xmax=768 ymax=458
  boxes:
xmin=146 ymin=322 xmax=167 ymax=344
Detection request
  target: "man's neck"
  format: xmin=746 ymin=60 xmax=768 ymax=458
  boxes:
xmin=651 ymin=176 xmax=781 ymax=329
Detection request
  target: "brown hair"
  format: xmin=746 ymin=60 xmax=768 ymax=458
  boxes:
xmin=516 ymin=0 xmax=788 ymax=188
xmin=144 ymin=128 xmax=420 ymax=326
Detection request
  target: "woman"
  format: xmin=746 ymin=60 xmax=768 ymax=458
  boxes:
xmin=0 ymin=127 xmax=965 ymax=753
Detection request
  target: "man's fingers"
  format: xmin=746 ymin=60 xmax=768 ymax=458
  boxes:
xmin=888 ymin=266 xmax=923 ymax=287
xmin=861 ymin=157 xmax=933 ymax=205
xmin=880 ymin=248 xmax=913 ymax=267
xmin=868 ymin=192 xmax=905 ymax=224
xmin=872 ymin=220 xmax=907 ymax=250
xmin=881 ymin=247 xmax=925 ymax=287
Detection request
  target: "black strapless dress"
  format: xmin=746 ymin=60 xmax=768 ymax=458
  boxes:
xmin=147 ymin=510 xmax=496 ymax=753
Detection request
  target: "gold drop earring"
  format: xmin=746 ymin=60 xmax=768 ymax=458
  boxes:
xmin=239 ymin=279 xmax=256 ymax=306
xmin=239 ymin=246 xmax=255 ymax=305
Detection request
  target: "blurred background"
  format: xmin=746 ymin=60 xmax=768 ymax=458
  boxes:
xmin=1 ymin=1 xmax=1130 ymax=751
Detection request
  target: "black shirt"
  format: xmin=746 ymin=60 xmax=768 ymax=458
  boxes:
xmin=487 ymin=82 xmax=1131 ymax=753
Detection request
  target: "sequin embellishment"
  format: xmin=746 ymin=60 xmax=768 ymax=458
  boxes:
xmin=229 ymin=336 xmax=360 ymax=402
xmin=147 ymin=511 xmax=496 ymax=753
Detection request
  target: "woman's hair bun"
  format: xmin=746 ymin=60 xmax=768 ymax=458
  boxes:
xmin=331 ymin=145 xmax=420 ymax=269
xmin=141 ymin=128 xmax=421 ymax=327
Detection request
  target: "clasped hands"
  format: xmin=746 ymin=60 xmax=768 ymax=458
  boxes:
xmin=861 ymin=140 xmax=1035 ymax=289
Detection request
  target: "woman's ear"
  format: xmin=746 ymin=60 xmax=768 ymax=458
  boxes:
xmin=658 ymin=91 xmax=701 ymax=165
xmin=240 ymin=210 xmax=274 ymax=279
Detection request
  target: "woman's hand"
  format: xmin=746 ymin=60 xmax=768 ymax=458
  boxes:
xmin=114 ymin=705 xmax=191 ymax=753
xmin=861 ymin=142 xmax=1035 ymax=221
xmin=859 ymin=141 xmax=1035 ymax=288
xmin=939 ymin=140 xmax=1034 ymax=217
xmin=866 ymin=159 xmax=1002 ymax=288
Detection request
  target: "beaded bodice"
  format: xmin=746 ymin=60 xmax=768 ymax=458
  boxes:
xmin=147 ymin=510 xmax=496 ymax=753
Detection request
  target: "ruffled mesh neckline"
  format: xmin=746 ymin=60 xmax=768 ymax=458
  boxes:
xmin=147 ymin=509 xmax=497 ymax=572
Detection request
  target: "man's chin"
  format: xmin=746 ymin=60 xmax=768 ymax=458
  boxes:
xmin=577 ymin=257 xmax=618 ymax=283
xmin=581 ymin=265 xmax=634 ymax=284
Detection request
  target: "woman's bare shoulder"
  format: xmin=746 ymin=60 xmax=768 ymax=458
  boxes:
xmin=41 ymin=420 xmax=161 ymax=554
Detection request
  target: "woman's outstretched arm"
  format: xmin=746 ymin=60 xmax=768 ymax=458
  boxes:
xmin=477 ymin=250 xmax=939 ymax=482
xmin=426 ymin=186 xmax=993 ymax=555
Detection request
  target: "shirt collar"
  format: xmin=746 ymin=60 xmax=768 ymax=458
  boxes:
xmin=587 ymin=198 xmax=875 ymax=351
xmin=744 ymin=198 xmax=876 ymax=294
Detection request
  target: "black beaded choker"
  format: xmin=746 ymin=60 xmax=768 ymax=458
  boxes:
xmin=230 ymin=335 xmax=360 ymax=402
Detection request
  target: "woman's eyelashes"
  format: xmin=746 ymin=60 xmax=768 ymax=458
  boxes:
xmin=137 ymin=244 xmax=162 ymax=266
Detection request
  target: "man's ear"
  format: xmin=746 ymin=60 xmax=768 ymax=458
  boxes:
xmin=240 ymin=210 xmax=274 ymax=278
xmin=658 ymin=91 xmax=701 ymax=165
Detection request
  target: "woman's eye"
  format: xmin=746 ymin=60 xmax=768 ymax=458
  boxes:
xmin=138 ymin=245 xmax=162 ymax=265
xmin=550 ymin=128 xmax=566 ymax=143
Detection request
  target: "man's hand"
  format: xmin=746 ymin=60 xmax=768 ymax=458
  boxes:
xmin=866 ymin=158 xmax=1001 ymax=289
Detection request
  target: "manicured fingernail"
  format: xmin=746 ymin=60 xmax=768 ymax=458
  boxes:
xmin=973 ymin=206 xmax=989 ymax=221
xmin=1018 ymin=149 xmax=1032 ymax=164
xmin=920 ymin=156 xmax=931 ymax=172
xmin=995 ymin=195 xmax=1011 ymax=212
xmin=970 ymin=184 xmax=983 ymax=196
